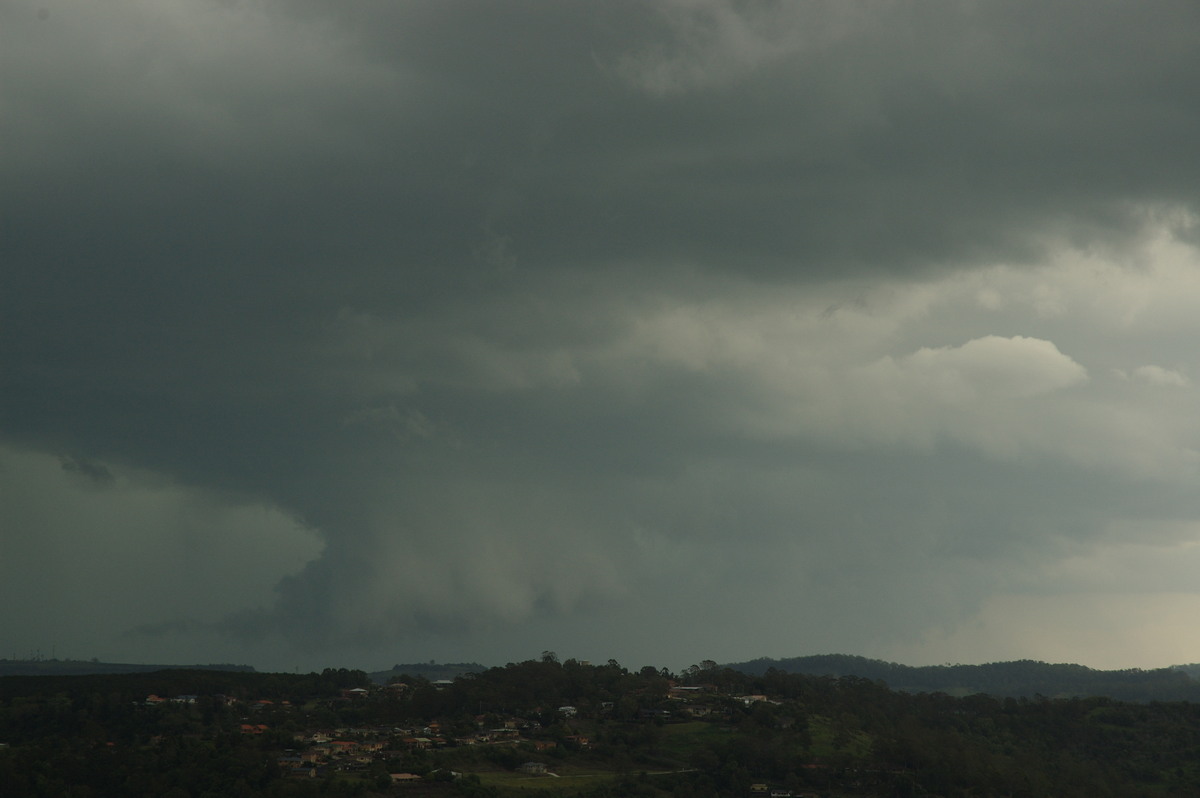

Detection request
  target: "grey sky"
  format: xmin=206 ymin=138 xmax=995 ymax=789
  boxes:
xmin=5 ymin=0 xmax=1200 ymax=672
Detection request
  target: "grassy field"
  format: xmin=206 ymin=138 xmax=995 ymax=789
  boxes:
xmin=807 ymin=714 xmax=873 ymax=760
xmin=474 ymin=764 xmax=620 ymax=793
xmin=461 ymin=724 xmax=724 ymax=794
xmin=657 ymin=720 xmax=737 ymax=759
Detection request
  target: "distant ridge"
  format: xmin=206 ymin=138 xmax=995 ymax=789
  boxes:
xmin=725 ymin=654 xmax=1200 ymax=702
xmin=0 ymin=659 xmax=255 ymax=677
xmin=1173 ymin=663 xmax=1200 ymax=680
xmin=368 ymin=661 xmax=486 ymax=684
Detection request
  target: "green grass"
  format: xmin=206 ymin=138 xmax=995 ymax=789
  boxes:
xmin=656 ymin=720 xmax=736 ymax=759
xmin=474 ymin=765 xmax=620 ymax=793
xmin=806 ymin=715 xmax=873 ymax=760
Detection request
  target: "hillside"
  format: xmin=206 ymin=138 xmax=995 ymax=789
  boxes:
xmin=728 ymin=654 xmax=1200 ymax=701
xmin=6 ymin=657 xmax=1200 ymax=796
xmin=1172 ymin=663 xmax=1200 ymax=680
xmin=0 ymin=658 xmax=255 ymax=677
xmin=368 ymin=661 xmax=487 ymax=685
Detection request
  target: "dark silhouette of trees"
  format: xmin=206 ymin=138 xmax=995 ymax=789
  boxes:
xmin=6 ymin=657 xmax=1200 ymax=796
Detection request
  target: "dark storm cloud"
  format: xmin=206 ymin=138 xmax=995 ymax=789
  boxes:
xmin=314 ymin=0 xmax=1200 ymax=273
xmin=10 ymin=2 xmax=1200 ymax=294
xmin=4 ymin=0 xmax=1200 ymax=668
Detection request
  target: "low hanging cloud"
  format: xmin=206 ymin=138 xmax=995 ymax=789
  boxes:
xmin=185 ymin=218 xmax=1200 ymax=663
xmin=883 ymin=335 xmax=1088 ymax=402
xmin=0 ymin=444 xmax=322 ymax=664
xmin=1130 ymin=364 xmax=1189 ymax=387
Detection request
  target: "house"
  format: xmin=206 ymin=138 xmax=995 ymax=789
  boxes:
xmin=402 ymin=737 xmax=432 ymax=750
xmin=391 ymin=773 xmax=422 ymax=784
xmin=520 ymin=762 xmax=548 ymax=775
xmin=669 ymin=686 xmax=706 ymax=697
xmin=488 ymin=727 xmax=520 ymax=740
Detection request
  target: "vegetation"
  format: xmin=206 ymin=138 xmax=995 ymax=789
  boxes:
xmin=368 ymin=663 xmax=487 ymax=685
xmin=730 ymin=654 xmax=1200 ymax=701
xmin=4 ymin=655 xmax=1200 ymax=796
xmin=0 ymin=659 xmax=256 ymax=678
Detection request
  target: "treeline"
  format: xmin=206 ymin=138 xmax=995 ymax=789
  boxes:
xmin=0 ymin=659 xmax=256 ymax=678
xmin=1174 ymin=663 xmax=1200 ymax=680
xmin=729 ymin=654 xmax=1200 ymax=701
xmin=395 ymin=656 xmax=672 ymax=721
xmin=689 ymin=668 xmax=1200 ymax=797
xmin=355 ymin=657 xmax=1200 ymax=795
xmin=0 ymin=668 xmax=372 ymax=797
xmin=0 ymin=667 xmax=370 ymax=710
xmin=367 ymin=662 xmax=486 ymax=685
xmin=6 ymin=656 xmax=1200 ymax=796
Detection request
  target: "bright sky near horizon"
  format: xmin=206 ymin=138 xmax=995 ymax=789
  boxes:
xmin=5 ymin=0 xmax=1200 ymax=674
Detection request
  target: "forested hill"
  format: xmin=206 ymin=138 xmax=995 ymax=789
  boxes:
xmin=1173 ymin=662 xmax=1200 ymax=680
xmin=727 ymin=654 xmax=1200 ymax=701
xmin=368 ymin=661 xmax=486 ymax=684
xmin=0 ymin=659 xmax=254 ymax=677
xmin=10 ymin=657 xmax=1200 ymax=796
